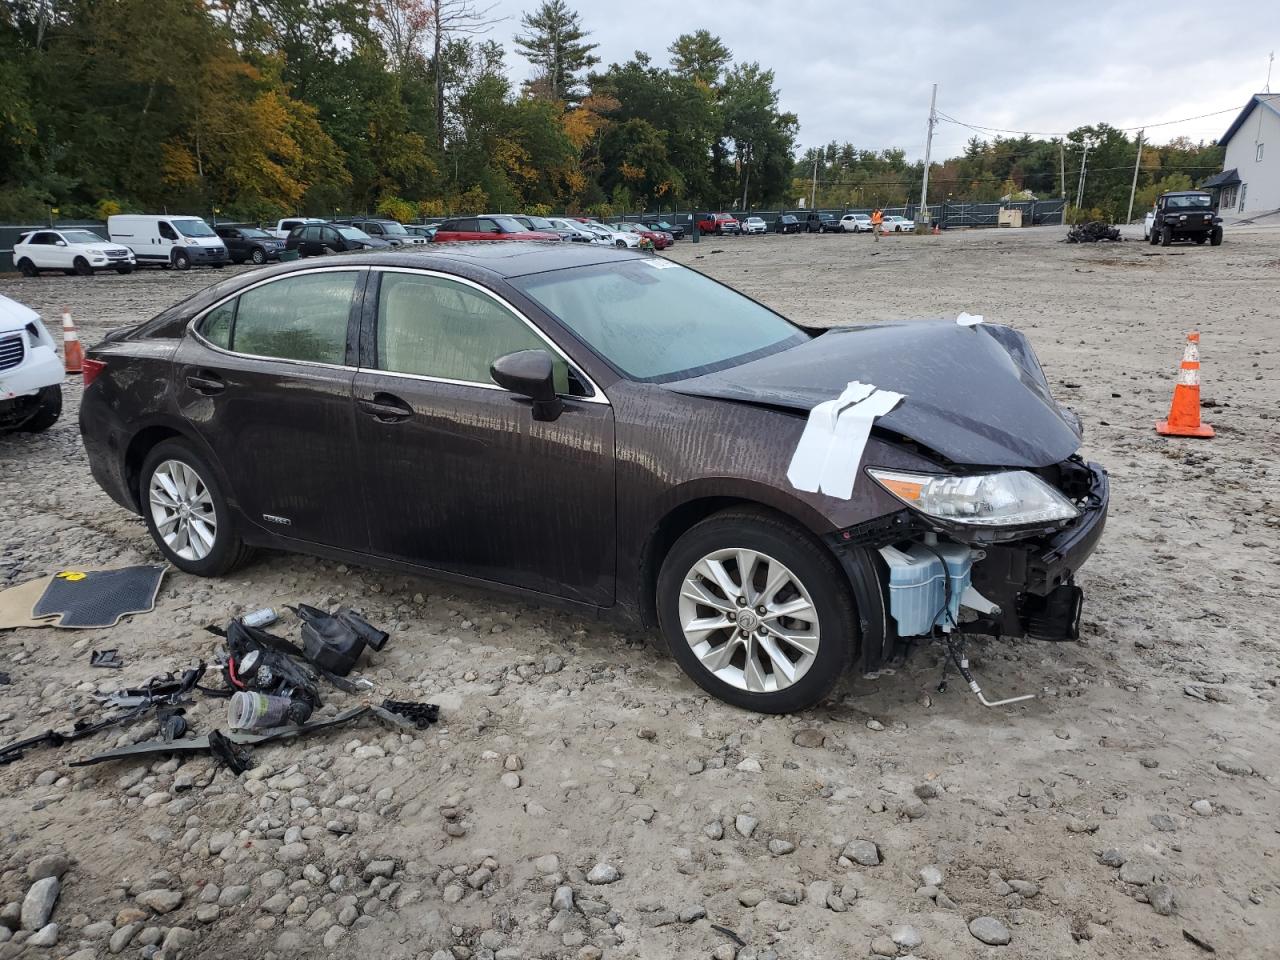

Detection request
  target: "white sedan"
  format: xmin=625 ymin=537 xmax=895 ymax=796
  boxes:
xmin=13 ymin=228 xmax=136 ymax=276
xmin=581 ymin=222 xmax=642 ymax=248
xmin=840 ymin=213 xmax=873 ymax=233
xmin=1143 ymin=211 xmax=1155 ymax=240
xmin=548 ymin=218 xmax=606 ymax=243
xmin=743 ymin=217 xmax=768 ymax=235
xmin=883 ymin=215 xmax=915 ymax=232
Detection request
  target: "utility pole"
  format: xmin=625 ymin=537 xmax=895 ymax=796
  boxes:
xmin=1054 ymin=140 xmax=1064 ymax=200
xmin=1074 ymin=139 xmax=1094 ymax=209
xmin=1126 ymin=129 xmax=1144 ymax=225
xmin=810 ymin=157 xmax=818 ymax=210
xmin=918 ymin=83 xmax=937 ymax=225
xmin=740 ymin=145 xmax=751 ymax=212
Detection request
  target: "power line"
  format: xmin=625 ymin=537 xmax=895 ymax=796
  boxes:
xmin=935 ymin=95 xmax=1280 ymax=140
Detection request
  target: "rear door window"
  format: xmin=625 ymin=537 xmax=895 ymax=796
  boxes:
xmin=218 ymin=271 xmax=359 ymax=364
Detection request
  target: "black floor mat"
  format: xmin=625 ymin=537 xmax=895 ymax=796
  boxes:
xmin=32 ymin=566 xmax=167 ymax=628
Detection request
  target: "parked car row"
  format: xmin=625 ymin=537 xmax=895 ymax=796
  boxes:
xmin=692 ymin=212 xmax=918 ymax=236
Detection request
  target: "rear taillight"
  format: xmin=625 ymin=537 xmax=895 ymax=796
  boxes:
xmin=82 ymin=357 xmax=106 ymax=387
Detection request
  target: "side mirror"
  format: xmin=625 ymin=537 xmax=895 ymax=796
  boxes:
xmin=491 ymin=350 xmax=564 ymax=422
xmin=55 ymin=240 xmax=67 ymax=247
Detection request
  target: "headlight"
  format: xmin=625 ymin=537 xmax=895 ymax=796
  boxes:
xmin=1179 ymin=214 xmax=1187 ymax=221
xmin=867 ymin=468 xmax=1080 ymax=527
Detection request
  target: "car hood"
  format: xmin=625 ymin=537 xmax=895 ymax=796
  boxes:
xmin=0 ymin=294 xmax=41 ymax=334
xmin=666 ymin=320 xmax=1082 ymax=468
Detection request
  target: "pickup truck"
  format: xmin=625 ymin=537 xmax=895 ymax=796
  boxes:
xmin=696 ymin=213 xmax=740 ymax=235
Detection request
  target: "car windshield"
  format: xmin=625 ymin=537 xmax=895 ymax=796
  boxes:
xmin=337 ymin=227 xmax=372 ymax=241
xmin=377 ymin=221 xmax=408 ymax=235
xmin=513 ymin=260 xmax=808 ymax=382
xmin=1166 ymin=194 xmax=1212 ymax=209
xmin=748 ymin=218 xmax=765 ymax=224
xmin=491 ymin=216 xmax=526 ymax=232
xmin=61 ymin=230 xmax=107 ymax=244
xmin=240 ymin=228 xmax=272 ymax=239
xmin=655 ymin=221 xmax=673 ymax=229
xmin=174 ymin=219 xmax=216 ymax=238
xmin=584 ymin=223 xmax=611 ymax=235
xmin=525 ymin=216 xmax=555 ymax=230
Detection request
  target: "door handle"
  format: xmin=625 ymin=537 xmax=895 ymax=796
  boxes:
xmin=357 ymin=392 xmax=413 ymax=423
xmin=185 ymin=371 xmax=225 ymax=395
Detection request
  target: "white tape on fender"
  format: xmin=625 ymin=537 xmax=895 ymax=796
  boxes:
xmin=957 ymin=312 xmax=984 ymax=326
xmin=787 ymin=381 xmax=905 ymax=500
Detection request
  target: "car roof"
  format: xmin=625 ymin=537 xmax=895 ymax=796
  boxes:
xmin=256 ymin=242 xmax=649 ymax=280
xmin=1162 ymin=191 xmax=1210 ymax=197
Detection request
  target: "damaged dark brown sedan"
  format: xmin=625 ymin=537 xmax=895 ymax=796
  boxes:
xmin=79 ymin=244 xmax=1107 ymax=713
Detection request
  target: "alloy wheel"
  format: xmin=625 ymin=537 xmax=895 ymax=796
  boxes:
xmin=678 ymin=547 xmax=821 ymax=693
xmin=149 ymin=459 xmax=218 ymax=561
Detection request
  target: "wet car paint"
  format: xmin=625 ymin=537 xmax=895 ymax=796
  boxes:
xmin=79 ymin=244 xmax=1105 ymax=671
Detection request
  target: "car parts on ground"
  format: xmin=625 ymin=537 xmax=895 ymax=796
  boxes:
xmin=1065 ymin=221 xmax=1121 ymax=243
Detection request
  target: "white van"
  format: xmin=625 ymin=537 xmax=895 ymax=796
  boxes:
xmin=107 ymin=215 xmax=230 ymax=270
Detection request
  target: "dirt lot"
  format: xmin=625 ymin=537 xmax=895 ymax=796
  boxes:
xmin=1 ymin=225 xmax=1278 ymax=960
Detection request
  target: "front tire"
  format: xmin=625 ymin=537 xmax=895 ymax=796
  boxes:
xmin=21 ymin=384 xmax=62 ymax=433
xmin=116 ymin=266 xmax=133 ymax=274
xmin=1160 ymin=225 xmax=1172 ymax=247
xmin=173 ymin=250 xmax=191 ymax=270
xmin=657 ymin=508 xmax=857 ymax=713
xmin=74 ymin=257 xmax=93 ymax=276
xmin=251 ymin=247 xmax=267 ymax=265
xmin=139 ymin=439 xmax=252 ymax=576
xmin=17 ymin=258 xmax=38 ymax=277
xmin=1210 ymin=226 xmax=1223 ymax=246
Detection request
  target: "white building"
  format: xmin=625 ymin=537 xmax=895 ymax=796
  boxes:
xmin=1205 ymin=93 xmax=1280 ymax=217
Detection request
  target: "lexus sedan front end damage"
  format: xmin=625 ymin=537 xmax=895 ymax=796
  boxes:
xmin=79 ymin=244 xmax=1106 ymax=714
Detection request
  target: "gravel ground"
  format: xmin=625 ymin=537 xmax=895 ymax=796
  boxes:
xmin=1 ymin=225 xmax=1278 ymax=960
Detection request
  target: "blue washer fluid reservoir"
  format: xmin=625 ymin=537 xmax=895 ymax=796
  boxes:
xmin=879 ymin=541 xmax=974 ymax=636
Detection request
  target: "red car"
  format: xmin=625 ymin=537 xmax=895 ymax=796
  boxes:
xmin=431 ymin=215 xmax=560 ymax=243
xmin=696 ymin=213 xmax=740 ymax=235
xmin=610 ymin=223 xmax=671 ymax=250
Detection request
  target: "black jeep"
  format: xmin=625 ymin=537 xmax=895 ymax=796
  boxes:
xmin=1149 ymin=191 xmax=1222 ymax=247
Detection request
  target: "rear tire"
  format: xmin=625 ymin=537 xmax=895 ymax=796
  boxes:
xmin=20 ymin=384 xmax=62 ymax=433
xmin=74 ymin=257 xmax=92 ymax=276
xmin=17 ymin=258 xmax=38 ymax=277
xmin=656 ymin=508 xmax=857 ymax=714
xmin=1160 ymin=225 xmax=1172 ymax=247
xmin=1210 ymin=226 xmax=1223 ymax=246
xmin=139 ymin=439 xmax=253 ymax=576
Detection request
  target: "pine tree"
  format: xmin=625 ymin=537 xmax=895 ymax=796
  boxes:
xmin=513 ymin=0 xmax=598 ymax=103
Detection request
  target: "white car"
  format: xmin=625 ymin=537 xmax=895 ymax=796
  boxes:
xmin=581 ymin=222 xmax=641 ymax=248
xmin=549 ymin=218 xmax=606 ymax=243
xmin=13 ymin=228 xmax=136 ymax=277
xmin=1143 ymin=210 xmax=1156 ymax=240
xmin=0 ymin=295 xmax=63 ymax=433
xmin=884 ymin=215 xmax=915 ymax=232
xmin=743 ymin=217 xmax=768 ymax=235
xmin=840 ymin=213 xmax=873 ymax=233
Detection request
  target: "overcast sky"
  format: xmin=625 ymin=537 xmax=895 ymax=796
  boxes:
xmin=485 ymin=0 xmax=1274 ymax=158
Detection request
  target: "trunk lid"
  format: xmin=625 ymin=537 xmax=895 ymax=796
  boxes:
xmin=666 ymin=320 xmax=1082 ymax=468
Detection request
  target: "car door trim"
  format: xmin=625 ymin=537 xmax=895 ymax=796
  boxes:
xmin=186 ymin=265 xmax=367 ymax=371
xmin=363 ymin=265 xmax=610 ymax=406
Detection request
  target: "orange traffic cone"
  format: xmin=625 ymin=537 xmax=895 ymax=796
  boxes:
xmin=1156 ymin=331 xmax=1213 ymax=438
xmin=61 ymin=308 xmax=83 ymax=375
